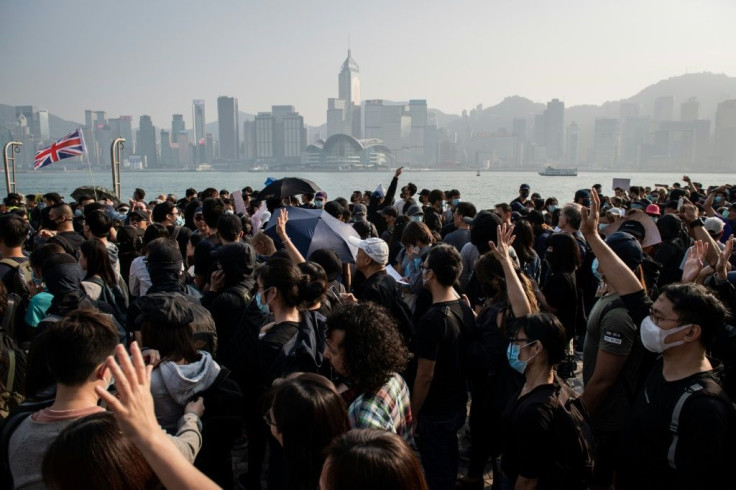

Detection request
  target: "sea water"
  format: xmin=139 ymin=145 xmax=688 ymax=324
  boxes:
xmin=12 ymin=170 xmax=736 ymax=209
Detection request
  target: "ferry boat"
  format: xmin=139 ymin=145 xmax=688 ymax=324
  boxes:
xmin=539 ymin=166 xmax=577 ymax=176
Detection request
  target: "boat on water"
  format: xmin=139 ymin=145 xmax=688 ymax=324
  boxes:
xmin=539 ymin=166 xmax=577 ymax=176
xmin=476 ymin=169 xmax=481 ymax=176
xmin=195 ymin=164 xmax=213 ymax=172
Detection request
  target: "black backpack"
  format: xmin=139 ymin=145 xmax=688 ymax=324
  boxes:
xmin=548 ymin=378 xmax=596 ymax=487
xmin=269 ymin=310 xmax=327 ymax=379
xmin=0 ymin=329 xmax=26 ymax=420
xmin=0 ymin=259 xmax=33 ymax=341
xmin=85 ymin=277 xmax=128 ymax=327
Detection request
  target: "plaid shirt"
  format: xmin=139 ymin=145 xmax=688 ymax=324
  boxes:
xmin=348 ymin=373 xmax=414 ymax=444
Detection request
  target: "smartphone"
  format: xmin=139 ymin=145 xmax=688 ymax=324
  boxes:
xmin=677 ymin=198 xmax=684 ymax=211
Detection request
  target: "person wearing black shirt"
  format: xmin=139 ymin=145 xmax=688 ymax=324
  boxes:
xmin=412 ymin=244 xmax=474 ymax=490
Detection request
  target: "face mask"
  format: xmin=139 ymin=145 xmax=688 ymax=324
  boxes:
xmin=548 ymin=205 xmax=558 ymax=213
xmin=256 ymin=288 xmax=272 ymax=314
xmin=506 ymin=341 xmax=537 ymax=375
xmin=647 ymin=195 xmax=656 ymax=202
xmin=723 ymin=209 xmax=731 ymax=219
xmin=715 ymin=196 xmax=723 ymax=204
xmin=31 ymin=270 xmax=43 ymax=287
xmin=452 ymin=198 xmax=460 ymax=206
xmin=315 ymin=200 xmax=324 ymax=209
xmin=46 ymin=220 xmax=58 ymax=231
xmin=175 ymin=215 xmax=184 ymax=226
xmin=640 ymin=316 xmax=691 ymax=353
xmin=74 ymin=209 xmax=83 ymax=217
xmin=411 ymin=215 xmax=423 ymax=222
xmin=224 ymin=210 xmax=234 ymax=215
xmin=591 ymin=258 xmax=603 ymax=282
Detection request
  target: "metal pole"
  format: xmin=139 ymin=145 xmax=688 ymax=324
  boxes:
xmin=110 ymin=138 xmax=125 ymax=199
xmin=3 ymin=142 xmax=22 ymax=195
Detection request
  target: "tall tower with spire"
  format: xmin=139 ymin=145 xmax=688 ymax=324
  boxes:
xmin=338 ymin=49 xmax=361 ymax=138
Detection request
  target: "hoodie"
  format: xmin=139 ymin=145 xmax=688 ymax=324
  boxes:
xmin=151 ymin=350 xmax=221 ymax=432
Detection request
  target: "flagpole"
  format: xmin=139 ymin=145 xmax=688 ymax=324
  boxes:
xmin=78 ymin=127 xmax=98 ymax=201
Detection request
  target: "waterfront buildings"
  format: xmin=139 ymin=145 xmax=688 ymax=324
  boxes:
xmin=217 ymin=96 xmax=240 ymax=161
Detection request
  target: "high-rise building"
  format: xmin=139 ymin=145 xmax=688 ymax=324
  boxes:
xmin=544 ymin=99 xmax=565 ymax=160
xmin=409 ymin=100 xmax=427 ymax=165
xmin=37 ymin=110 xmax=49 ymax=141
xmin=138 ymin=115 xmax=157 ymax=167
xmin=326 ymin=50 xmax=361 ymax=138
xmin=217 ymin=96 xmax=240 ymax=160
xmin=254 ymin=106 xmax=305 ymax=166
xmin=109 ymin=116 xmax=134 ymax=162
xmin=193 ymin=100 xmax=206 ymax=162
xmin=592 ymin=118 xmax=619 ymax=168
xmin=619 ymin=102 xmax=640 ymax=120
xmin=171 ymin=114 xmax=185 ymax=143
xmin=654 ymin=96 xmax=674 ymax=122
xmin=566 ymin=122 xmax=579 ymax=166
xmin=681 ymin=97 xmax=699 ymax=122
xmin=160 ymin=130 xmax=172 ymax=167
xmin=715 ymin=100 xmax=736 ymax=169
xmin=620 ymin=117 xmax=651 ymax=167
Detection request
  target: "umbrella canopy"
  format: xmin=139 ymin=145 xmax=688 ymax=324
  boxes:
xmin=71 ymin=186 xmax=120 ymax=206
xmin=264 ymin=207 xmax=359 ymax=264
xmin=258 ymin=177 xmax=321 ymax=201
xmin=600 ymin=212 xmax=661 ymax=249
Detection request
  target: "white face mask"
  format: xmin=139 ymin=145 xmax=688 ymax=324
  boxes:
xmin=640 ymin=316 xmax=691 ymax=353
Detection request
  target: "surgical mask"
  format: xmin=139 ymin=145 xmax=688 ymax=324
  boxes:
xmin=102 ymin=373 xmax=115 ymax=390
xmin=255 ymin=288 xmax=272 ymax=314
xmin=175 ymin=215 xmax=184 ymax=226
xmin=548 ymin=205 xmax=558 ymax=213
xmin=74 ymin=209 xmax=83 ymax=217
xmin=723 ymin=209 xmax=731 ymax=219
xmin=591 ymin=258 xmax=603 ymax=282
xmin=640 ymin=317 xmax=691 ymax=353
xmin=411 ymin=215 xmax=423 ymax=222
xmin=506 ymin=341 xmax=537 ymax=375
xmin=224 ymin=210 xmax=234 ymax=215
xmin=315 ymin=200 xmax=324 ymax=209
xmin=30 ymin=270 xmax=43 ymax=287
xmin=715 ymin=196 xmax=723 ymax=204
xmin=452 ymin=198 xmax=460 ymax=206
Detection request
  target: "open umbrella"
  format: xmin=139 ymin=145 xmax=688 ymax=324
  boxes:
xmin=258 ymin=177 xmax=321 ymax=201
xmin=600 ymin=212 xmax=661 ymax=248
xmin=264 ymin=207 xmax=359 ymax=263
xmin=71 ymin=185 xmax=120 ymax=206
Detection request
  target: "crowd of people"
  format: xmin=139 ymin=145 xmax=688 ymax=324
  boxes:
xmin=0 ymin=168 xmax=734 ymax=490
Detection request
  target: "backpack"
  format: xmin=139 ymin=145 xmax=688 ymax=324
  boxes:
xmin=270 ymin=310 xmax=327 ymax=379
xmin=664 ymin=369 xmax=736 ymax=471
xmin=548 ymin=378 xmax=596 ymax=486
xmin=0 ymin=330 xmax=26 ymax=419
xmin=0 ymin=259 xmax=33 ymax=341
xmin=86 ymin=277 xmax=128 ymax=327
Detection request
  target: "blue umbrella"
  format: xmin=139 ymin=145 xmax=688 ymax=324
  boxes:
xmin=264 ymin=207 xmax=359 ymax=264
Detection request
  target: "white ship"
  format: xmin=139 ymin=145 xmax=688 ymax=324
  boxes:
xmin=539 ymin=166 xmax=577 ymax=176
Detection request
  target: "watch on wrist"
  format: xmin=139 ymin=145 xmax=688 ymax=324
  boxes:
xmin=689 ymin=217 xmax=704 ymax=229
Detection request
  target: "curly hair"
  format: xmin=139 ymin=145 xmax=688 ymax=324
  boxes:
xmin=326 ymin=303 xmax=409 ymax=394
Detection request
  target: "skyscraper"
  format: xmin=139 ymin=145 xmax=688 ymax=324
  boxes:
xmin=410 ymin=100 xmax=427 ymax=165
xmin=171 ymin=114 xmax=185 ymax=143
xmin=326 ymin=50 xmax=361 ymax=138
xmin=715 ymin=100 xmax=736 ymax=169
xmin=593 ymin=118 xmax=619 ymax=169
xmin=138 ymin=115 xmax=157 ymax=167
xmin=193 ymin=100 xmax=206 ymax=162
xmin=681 ymin=97 xmax=699 ymax=122
xmin=654 ymin=96 xmax=674 ymax=122
xmin=217 ymin=96 xmax=240 ymax=160
xmin=544 ymin=99 xmax=565 ymax=160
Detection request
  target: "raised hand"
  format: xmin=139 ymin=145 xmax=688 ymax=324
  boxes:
xmin=489 ymin=222 xmax=515 ymax=263
xmin=715 ymin=236 xmax=734 ymax=281
xmin=682 ymin=240 xmax=708 ymax=283
xmin=95 ymin=342 xmax=157 ymax=446
xmin=581 ymin=187 xmax=600 ymax=237
xmin=276 ymin=209 xmax=289 ymax=241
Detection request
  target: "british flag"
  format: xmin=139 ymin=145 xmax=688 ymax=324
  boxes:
xmin=34 ymin=128 xmax=87 ymax=170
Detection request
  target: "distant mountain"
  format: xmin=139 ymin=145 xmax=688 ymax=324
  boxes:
xmin=0 ymin=104 xmax=82 ymax=140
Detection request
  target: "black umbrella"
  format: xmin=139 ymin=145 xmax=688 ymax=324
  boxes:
xmin=71 ymin=185 xmax=120 ymax=206
xmin=258 ymin=177 xmax=321 ymax=201
xmin=264 ymin=207 xmax=359 ymax=264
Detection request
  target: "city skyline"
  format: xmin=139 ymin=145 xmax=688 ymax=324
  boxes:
xmin=3 ymin=0 xmax=735 ymax=127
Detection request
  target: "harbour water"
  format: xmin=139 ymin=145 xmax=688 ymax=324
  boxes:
xmin=12 ymin=170 xmax=736 ymax=208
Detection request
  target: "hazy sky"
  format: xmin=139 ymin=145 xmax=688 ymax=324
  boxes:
xmin=3 ymin=0 xmax=735 ymax=127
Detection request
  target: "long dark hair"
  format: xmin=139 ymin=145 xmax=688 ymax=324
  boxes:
xmin=258 ymin=257 xmax=307 ymax=308
xmin=80 ymin=239 xmax=116 ymax=286
xmin=511 ymin=220 xmax=537 ymax=265
xmin=42 ymin=412 xmax=160 ymax=490
xmin=271 ymin=373 xmax=349 ymax=490
xmin=474 ymin=252 xmax=538 ymax=311
xmin=545 ymin=232 xmax=580 ymax=274
xmin=322 ymin=429 xmax=427 ymax=490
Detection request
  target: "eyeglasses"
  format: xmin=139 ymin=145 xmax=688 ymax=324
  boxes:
xmin=509 ymin=337 xmax=530 ymax=344
xmin=649 ymin=308 xmax=680 ymax=326
xmin=263 ymin=411 xmax=276 ymax=427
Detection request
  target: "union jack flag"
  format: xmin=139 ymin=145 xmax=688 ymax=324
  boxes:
xmin=34 ymin=128 xmax=87 ymax=170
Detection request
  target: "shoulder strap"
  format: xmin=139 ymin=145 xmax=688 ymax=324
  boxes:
xmin=171 ymin=226 xmax=182 ymax=240
xmin=0 ymin=259 xmax=19 ymax=269
xmin=667 ymin=382 xmax=704 ymax=469
xmin=4 ymin=350 xmax=15 ymax=393
xmin=0 ymin=294 xmax=18 ymax=333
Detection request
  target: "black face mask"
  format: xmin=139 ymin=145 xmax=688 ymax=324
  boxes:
xmin=46 ymin=220 xmax=58 ymax=231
